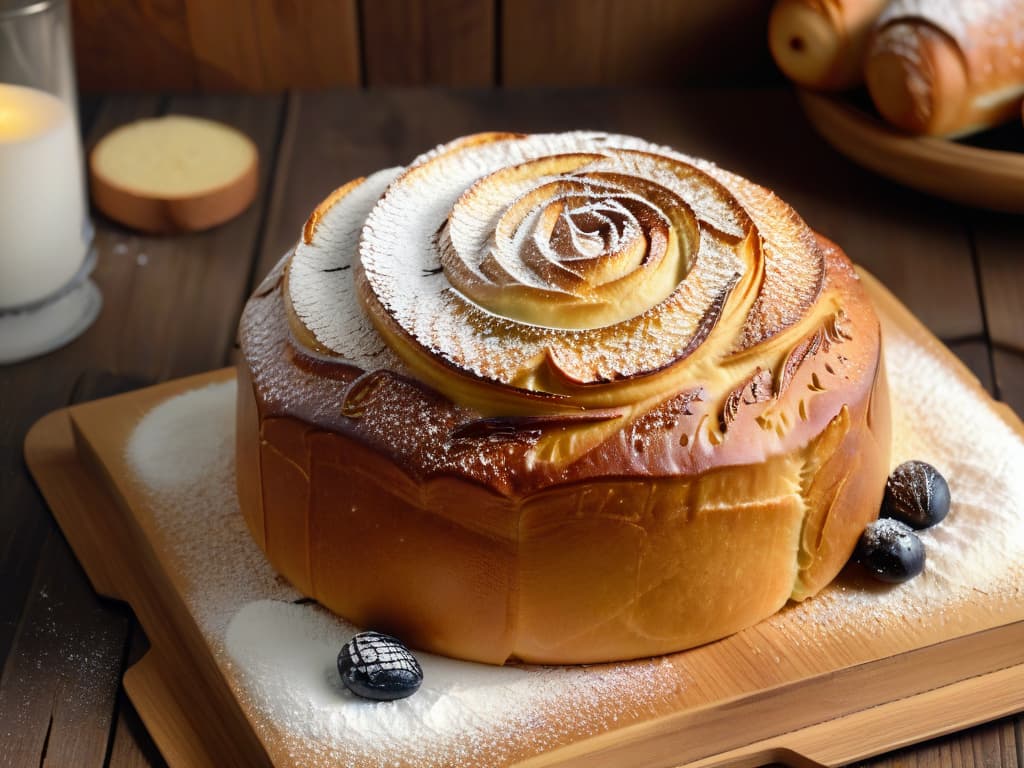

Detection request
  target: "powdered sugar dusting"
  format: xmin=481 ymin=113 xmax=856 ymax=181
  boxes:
xmin=772 ymin=310 xmax=1024 ymax=644
xmin=877 ymin=0 xmax=1023 ymax=45
xmin=288 ymin=167 xmax=403 ymax=370
xmin=226 ymin=601 xmax=675 ymax=768
xmin=124 ymin=380 xmax=678 ymax=768
xmin=354 ymin=131 xmax=822 ymax=388
xmin=861 ymin=517 xmax=915 ymax=548
xmin=125 ymin=382 xmax=299 ymax=636
xmin=124 ymin=310 xmax=1024 ymax=767
xmin=874 ymin=0 xmax=1024 ymax=116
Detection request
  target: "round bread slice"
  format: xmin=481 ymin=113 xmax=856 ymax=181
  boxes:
xmin=90 ymin=115 xmax=258 ymax=234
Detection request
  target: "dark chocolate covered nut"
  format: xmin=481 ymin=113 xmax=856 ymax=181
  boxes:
xmin=857 ymin=518 xmax=926 ymax=583
xmin=881 ymin=460 xmax=950 ymax=529
xmin=338 ymin=631 xmax=423 ymax=701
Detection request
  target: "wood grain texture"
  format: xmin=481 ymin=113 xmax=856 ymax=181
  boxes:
xmin=74 ymin=0 xmax=787 ymax=90
xmin=73 ymin=0 xmax=197 ymax=91
xmin=2 ymin=86 xmax=1019 ymax=768
xmin=106 ymin=619 xmax=168 ymax=767
xmin=26 ymin=372 xmax=272 ymax=768
xmin=0 ymin=93 xmax=157 ymax=697
xmin=361 ymin=0 xmax=495 ymax=85
xmin=73 ymin=1 xmax=359 ymax=92
xmin=0 ymin=530 xmax=129 ymax=768
xmin=854 ymin=716 xmax=1020 ymax=767
xmin=0 ymin=372 xmax=144 ymax=768
xmin=27 ymin=279 xmax=1024 ymax=766
xmin=185 ymin=0 xmax=359 ymax=90
xmin=87 ymin=93 xmax=285 ymax=374
xmin=0 ymin=92 xmax=283 ymax=768
xmin=501 ymin=0 xmax=776 ymax=85
xmin=972 ymin=212 xmax=1024 ymax=418
xmin=799 ymin=93 xmax=1024 ymax=214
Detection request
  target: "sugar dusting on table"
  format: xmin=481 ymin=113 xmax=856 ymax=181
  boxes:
xmin=124 ymin=313 xmax=1024 ymax=767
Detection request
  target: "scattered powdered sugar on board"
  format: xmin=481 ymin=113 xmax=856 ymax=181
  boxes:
xmin=127 ymin=383 xmax=235 ymax=495
xmin=126 ymin=382 xmax=300 ymax=638
xmin=124 ymin=312 xmax=1024 ymax=767
xmin=773 ymin=312 xmax=1024 ymax=642
xmin=124 ymin=380 xmax=678 ymax=768
xmin=225 ymin=601 xmax=675 ymax=768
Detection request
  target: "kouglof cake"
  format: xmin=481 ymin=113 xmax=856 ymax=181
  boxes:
xmin=236 ymin=131 xmax=891 ymax=665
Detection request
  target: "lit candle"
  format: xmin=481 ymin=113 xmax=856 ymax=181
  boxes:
xmin=0 ymin=82 xmax=89 ymax=308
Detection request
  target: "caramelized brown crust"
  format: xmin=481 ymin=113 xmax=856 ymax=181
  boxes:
xmin=236 ymin=132 xmax=889 ymax=663
xmin=237 ymin=237 xmax=889 ymax=665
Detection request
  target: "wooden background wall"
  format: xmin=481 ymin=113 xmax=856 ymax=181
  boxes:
xmin=73 ymin=0 xmax=778 ymax=91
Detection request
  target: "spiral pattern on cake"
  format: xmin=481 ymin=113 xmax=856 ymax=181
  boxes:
xmin=244 ymin=131 xmax=891 ymax=665
xmin=288 ymin=132 xmax=826 ymax=417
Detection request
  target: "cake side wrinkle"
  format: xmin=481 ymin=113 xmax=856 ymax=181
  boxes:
xmin=236 ymin=131 xmax=891 ymax=664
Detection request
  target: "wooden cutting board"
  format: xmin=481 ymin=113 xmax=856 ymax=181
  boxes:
xmin=24 ymin=274 xmax=1024 ymax=768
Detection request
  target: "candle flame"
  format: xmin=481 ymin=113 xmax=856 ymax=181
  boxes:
xmin=0 ymin=84 xmax=63 ymax=142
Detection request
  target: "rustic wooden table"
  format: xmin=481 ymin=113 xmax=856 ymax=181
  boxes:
xmin=1 ymin=88 xmax=1021 ymax=768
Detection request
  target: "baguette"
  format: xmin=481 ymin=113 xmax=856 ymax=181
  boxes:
xmin=769 ymin=0 xmax=888 ymax=90
xmin=865 ymin=0 xmax=1024 ymax=136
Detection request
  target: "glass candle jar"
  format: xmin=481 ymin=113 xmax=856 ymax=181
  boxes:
xmin=0 ymin=0 xmax=99 ymax=363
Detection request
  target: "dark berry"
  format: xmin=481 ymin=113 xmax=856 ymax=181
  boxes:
xmin=881 ymin=460 xmax=950 ymax=529
xmin=856 ymin=518 xmax=925 ymax=583
xmin=338 ymin=631 xmax=423 ymax=701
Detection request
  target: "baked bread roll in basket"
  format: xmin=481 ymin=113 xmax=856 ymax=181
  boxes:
xmin=236 ymin=132 xmax=891 ymax=665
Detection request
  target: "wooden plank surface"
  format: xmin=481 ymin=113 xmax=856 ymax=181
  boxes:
xmin=0 ymin=531 xmax=129 ymax=767
xmin=30 ymin=336 xmax=1024 ymax=767
xmin=501 ymin=0 xmax=777 ymax=85
xmin=73 ymin=1 xmax=197 ymax=91
xmin=854 ymin=716 xmax=1021 ymax=767
xmin=362 ymin=0 xmax=495 ymax=85
xmin=0 ymin=94 xmax=156 ymax=699
xmin=185 ymin=0 xmax=360 ymax=90
xmin=973 ymin=212 xmax=1024 ymax=417
xmin=0 ymin=371 xmax=143 ymax=767
xmin=0 ymin=92 xmax=285 ymax=768
xmin=73 ymin=1 xmax=360 ymax=92
xmin=72 ymin=0 xmax=790 ymax=90
xmin=106 ymin=629 xmax=168 ymax=768
xmin=1 ymin=87 xmax=1020 ymax=767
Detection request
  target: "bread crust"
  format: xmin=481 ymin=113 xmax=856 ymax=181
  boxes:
xmin=866 ymin=0 xmax=1024 ymax=136
xmin=235 ymin=135 xmax=892 ymax=663
xmin=237 ymin=250 xmax=889 ymax=665
xmin=769 ymin=0 xmax=889 ymax=90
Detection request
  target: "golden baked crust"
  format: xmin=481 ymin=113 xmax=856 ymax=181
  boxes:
xmin=236 ymin=132 xmax=891 ymax=664
xmin=865 ymin=0 xmax=1024 ymax=136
